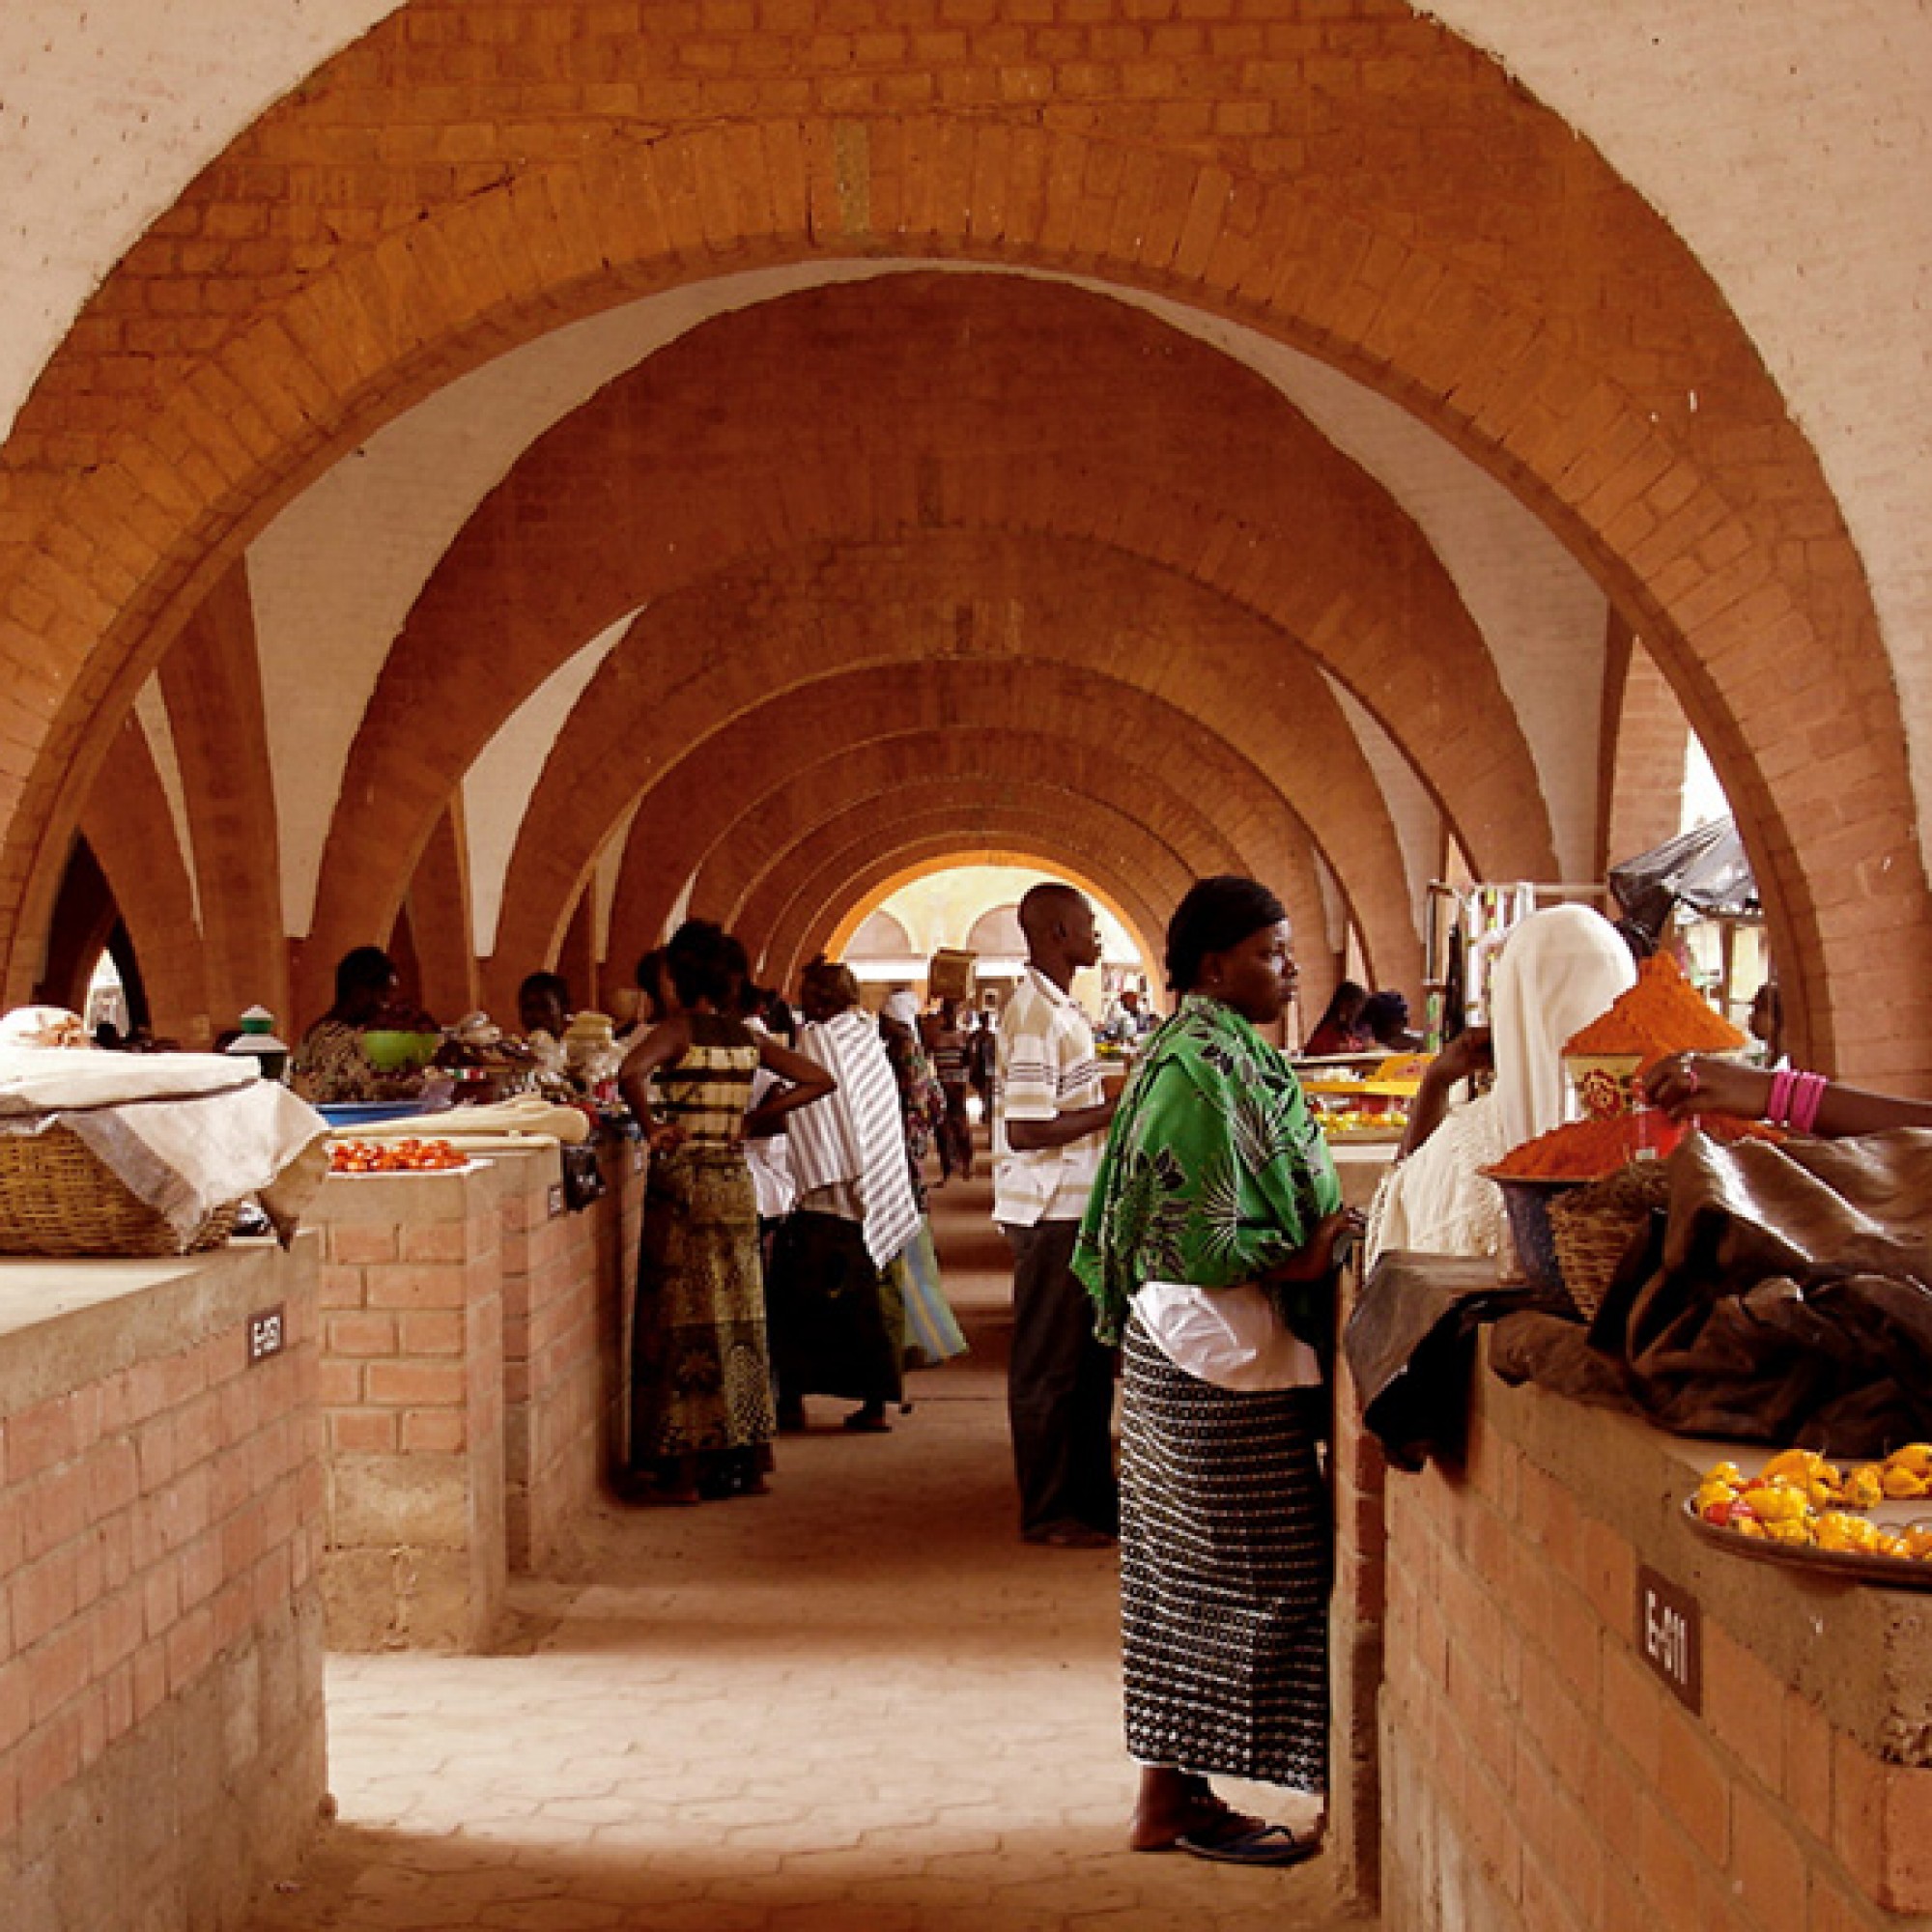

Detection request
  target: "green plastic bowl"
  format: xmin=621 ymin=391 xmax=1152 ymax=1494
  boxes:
xmin=358 ymin=1029 xmax=442 ymax=1073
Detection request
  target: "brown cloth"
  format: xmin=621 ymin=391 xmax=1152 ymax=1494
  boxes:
xmin=1344 ymin=1253 xmax=1545 ymax=1471
xmin=1494 ymin=1127 xmax=1932 ymax=1459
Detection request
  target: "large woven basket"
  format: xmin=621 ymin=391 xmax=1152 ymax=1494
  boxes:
xmin=0 ymin=1125 xmax=238 ymax=1258
xmin=1547 ymin=1160 xmax=1671 ymax=1320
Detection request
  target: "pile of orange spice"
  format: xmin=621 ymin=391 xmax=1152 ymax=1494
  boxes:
xmin=1492 ymin=1112 xmax=1782 ymax=1181
xmin=1564 ymin=952 xmax=1746 ymax=1070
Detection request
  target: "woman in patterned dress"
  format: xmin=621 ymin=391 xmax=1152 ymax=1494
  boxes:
xmin=619 ymin=921 xmax=835 ymax=1505
xmin=1074 ymin=876 xmax=1361 ymax=1865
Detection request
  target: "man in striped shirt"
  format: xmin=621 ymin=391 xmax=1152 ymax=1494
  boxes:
xmin=994 ymin=882 xmax=1122 ymax=1548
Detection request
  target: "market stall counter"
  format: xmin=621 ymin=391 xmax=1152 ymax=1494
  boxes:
xmin=1360 ymin=1251 xmax=1932 ymax=1932
xmin=0 ymin=1236 xmax=327 ymax=1932
xmin=310 ymin=1123 xmax=643 ymax=1650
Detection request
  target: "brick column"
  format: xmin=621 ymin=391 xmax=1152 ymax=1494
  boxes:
xmin=494 ymin=1139 xmax=639 ymax=1571
xmin=0 ymin=1238 xmax=326 ymax=1929
xmin=313 ymin=1165 xmax=506 ymax=1651
xmin=1330 ymin=1264 xmax=1388 ymax=1912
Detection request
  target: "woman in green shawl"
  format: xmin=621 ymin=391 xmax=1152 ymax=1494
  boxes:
xmin=1074 ymin=875 xmax=1359 ymax=1866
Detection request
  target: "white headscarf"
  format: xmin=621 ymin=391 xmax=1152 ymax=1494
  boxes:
xmin=882 ymin=991 xmax=921 ymax=1030
xmin=1367 ymin=904 xmax=1635 ymax=1263
xmin=1487 ymin=904 xmax=1640 ymax=1151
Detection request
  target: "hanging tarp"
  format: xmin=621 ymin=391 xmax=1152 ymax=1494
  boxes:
xmin=1608 ymin=816 xmax=1758 ymax=940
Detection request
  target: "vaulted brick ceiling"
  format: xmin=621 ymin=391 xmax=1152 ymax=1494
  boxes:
xmin=3 ymin=0 xmax=1923 ymax=1074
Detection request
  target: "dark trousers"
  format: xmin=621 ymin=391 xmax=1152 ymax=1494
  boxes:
xmin=1001 ymin=1218 xmax=1120 ymax=1537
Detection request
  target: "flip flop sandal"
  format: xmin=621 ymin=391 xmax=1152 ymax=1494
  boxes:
xmin=1130 ymin=1799 xmax=1262 ymax=1853
xmin=1174 ymin=1823 xmax=1320 ymax=1866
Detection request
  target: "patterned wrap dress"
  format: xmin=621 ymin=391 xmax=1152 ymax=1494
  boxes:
xmin=1074 ymin=994 xmax=1342 ymax=1791
xmin=629 ymin=1013 xmax=777 ymax=1468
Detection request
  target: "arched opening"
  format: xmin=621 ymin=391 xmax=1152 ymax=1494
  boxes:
xmin=35 ymin=834 xmax=150 ymax=1036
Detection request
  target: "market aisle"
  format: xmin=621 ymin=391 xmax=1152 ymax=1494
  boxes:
xmin=250 ymin=1155 xmax=1374 ymax=1932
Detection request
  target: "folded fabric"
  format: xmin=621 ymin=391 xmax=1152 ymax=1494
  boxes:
xmin=0 ymin=1044 xmax=255 ymax=1114
xmin=4 ymin=1078 xmax=330 ymax=1245
xmin=1584 ymin=1126 xmax=1932 ymax=1456
xmin=1344 ymin=1250 xmax=1544 ymax=1470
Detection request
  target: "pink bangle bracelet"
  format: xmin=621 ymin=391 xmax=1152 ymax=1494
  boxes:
xmin=1789 ymin=1069 xmax=1829 ymax=1134
xmin=1767 ymin=1066 xmax=1796 ymax=1126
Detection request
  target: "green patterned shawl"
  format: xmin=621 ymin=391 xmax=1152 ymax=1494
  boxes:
xmin=1072 ymin=993 xmax=1342 ymax=1345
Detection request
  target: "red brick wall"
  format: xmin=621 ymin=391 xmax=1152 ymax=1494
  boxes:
xmin=1376 ymin=1363 xmax=1932 ymax=1930
xmin=312 ymin=1162 xmax=507 ymax=1651
xmin=0 ymin=1240 xmax=326 ymax=1929
xmin=494 ymin=1141 xmax=639 ymax=1573
xmin=311 ymin=1140 xmax=642 ymax=1631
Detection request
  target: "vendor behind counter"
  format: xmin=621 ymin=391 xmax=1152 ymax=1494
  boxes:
xmin=290 ymin=945 xmax=437 ymax=1106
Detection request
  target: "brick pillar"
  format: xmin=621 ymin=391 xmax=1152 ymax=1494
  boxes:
xmin=313 ymin=1165 xmax=506 ymax=1651
xmin=0 ymin=1239 xmax=326 ymax=1929
xmin=1330 ymin=1265 xmax=1388 ymax=1912
xmin=493 ymin=1140 xmax=637 ymax=1571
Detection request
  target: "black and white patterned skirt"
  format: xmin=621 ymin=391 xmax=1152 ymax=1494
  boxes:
xmin=1119 ymin=1316 xmax=1331 ymax=1790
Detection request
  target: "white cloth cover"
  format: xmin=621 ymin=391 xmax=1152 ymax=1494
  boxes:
xmin=784 ymin=1010 xmax=919 ymax=1267
xmin=0 ymin=1045 xmax=256 ymax=1114
xmin=2 ymin=1074 xmax=330 ymax=1244
xmin=1367 ymin=904 xmax=1636 ymax=1264
xmin=1131 ymin=1278 xmax=1322 ymax=1391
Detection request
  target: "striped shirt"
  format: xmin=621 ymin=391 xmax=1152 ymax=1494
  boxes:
xmin=992 ymin=966 xmax=1108 ymax=1226
xmin=785 ymin=1009 xmax=920 ymax=1267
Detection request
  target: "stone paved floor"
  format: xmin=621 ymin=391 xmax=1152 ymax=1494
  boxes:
xmin=251 ymin=1161 xmax=1376 ymax=1931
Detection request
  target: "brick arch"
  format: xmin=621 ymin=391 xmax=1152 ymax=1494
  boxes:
xmin=762 ymin=828 xmax=1171 ymax=1001
xmin=578 ymin=771 xmax=1201 ymax=1017
xmin=77 ymin=718 xmax=206 ymax=1041
xmin=154 ymin=565 xmax=288 ymax=1032
xmin=0 ymin=7 xmax=1917 ymax=1072
xmin=698 ymin=775 xmax=1336 ymax=1023
xmin=306 ymin=280 xmax=1539 ymax=995
xmin=752 ymin=812 xmax=1180 ymax=995
xmin=829 ymin=853 xmax=1153 ymax=972
xmin=746 ymin=802 xmax=1330 ymax=1022
xmin=538 ymin=662 xmax=1412 ymax=1014
xmin=588 ymin=709 xmax=1279 ymax=1014
xmin=729 ymin=795 xmax=1210 ymax=969
xmin=481 ymin=536 xmax=1423 ymax=1015
xmin=696 ymin=769 xmax=1225 ymax=937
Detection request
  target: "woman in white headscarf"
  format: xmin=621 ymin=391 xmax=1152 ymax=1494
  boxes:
xmin=1366 ymin=904 xmax=1636 ymax=1264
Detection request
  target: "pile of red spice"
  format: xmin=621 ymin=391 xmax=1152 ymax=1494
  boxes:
xmin=1564 ymin=952 xmax=1747 ymax=1071
xmin=1492 ymin=1111 xmax=1782 ymax=1181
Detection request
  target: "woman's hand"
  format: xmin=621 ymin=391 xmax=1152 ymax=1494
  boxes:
xmin=1267 ymin=1208 xmax=1367 ymax=1283
xmin=645 ymin=1121 xmax=686 ymax=1155
xmin=1399 ymin=1027 xmax=1492 ymax=1157
xmin=1642 ymin=1053 xmax=1770 ymax=1122
xmin=1431 ymin=1026 xmax=1493 ymax=1087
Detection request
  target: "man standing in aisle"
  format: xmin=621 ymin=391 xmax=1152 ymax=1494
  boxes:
xmin=995 ymin=882 xmax=1122 ymax=1548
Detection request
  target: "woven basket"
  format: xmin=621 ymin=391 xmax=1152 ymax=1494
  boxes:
xmin=0 ymin=1125 xmax=239 ymax=1258
xmin=1547 ymin=1161 xmax=1671 ymax=1320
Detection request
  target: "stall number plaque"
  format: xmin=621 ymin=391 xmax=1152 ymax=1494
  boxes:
xmin=1636 ymin=1564 xmax=1702 ymax=1713
xmin=247 ymin=1305 xmax=287 ymax=1365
